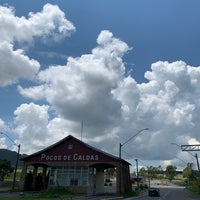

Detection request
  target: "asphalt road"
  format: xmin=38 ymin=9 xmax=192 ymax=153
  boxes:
xmin=126 ymin=185 xmax=200 ymax=200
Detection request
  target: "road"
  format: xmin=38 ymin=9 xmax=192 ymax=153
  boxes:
xmin=126 ymin=185 xmax=200 ymax=200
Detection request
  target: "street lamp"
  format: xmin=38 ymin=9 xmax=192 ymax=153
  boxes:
xmin=0 ymin=132 xmax=20 ymax=191
xmin=119 ymin=128 xmax=149 ymax=193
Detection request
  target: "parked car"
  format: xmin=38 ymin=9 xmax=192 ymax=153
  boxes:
xmin=148 ymin=187 xmax=160 ymax=197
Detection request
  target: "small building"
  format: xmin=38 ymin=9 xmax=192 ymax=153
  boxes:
xmin=20 ymin=135 xmax=131 ymax=194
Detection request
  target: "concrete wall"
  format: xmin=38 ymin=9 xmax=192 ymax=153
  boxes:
xmin=95 ymin=171 xmax=104 ymax=194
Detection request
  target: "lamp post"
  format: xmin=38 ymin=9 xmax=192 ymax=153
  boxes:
xmin=0 ymin=132 xmax=20 ymax=191
xmin=119 ymin=128 xmax=148 ymax=193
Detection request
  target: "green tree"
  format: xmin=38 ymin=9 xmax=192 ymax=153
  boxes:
xmin=139 ymin=167 xmax=147 ymax=177
xmin=183 ymin=163 xmax=193 ymax=178
xmin=165 ymin=165 xmax=177 ymax=182
xmin=0 ymin=159 xmax=14 ymax=181
xmin=183 ymin=163 xmax=200 ymax=190
xmin=147 ymin=166 xmax=163 ymax=179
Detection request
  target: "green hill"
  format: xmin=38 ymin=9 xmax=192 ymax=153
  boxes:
xmin=0 ymin=149 xmax=27 ymax=167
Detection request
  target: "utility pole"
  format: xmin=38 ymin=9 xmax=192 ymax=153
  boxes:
xmin=119 ymin=143 xmax=122 ymax=194
xmin=195 ymin=153 xmax=200 ymax=174
xmin=135 ymin=159 xmax=139 ymax=189
xmin=12 ymin=144 xmax=20 ymax=191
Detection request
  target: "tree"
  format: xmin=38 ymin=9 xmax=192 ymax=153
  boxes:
xmin=165 ymin=165 xmax=177 ymax=182
xmin=139 ymin=167 xmax=147 ymax=177
xmin=183 ymin=163 xmax=193 ymax=179
xmin=0 ymin=159 xmax=14 ymax=181
xmin=183 ymin=163 xmax=199 ymax=187
xmin=147 ymin=166 xmax=163 ymax=179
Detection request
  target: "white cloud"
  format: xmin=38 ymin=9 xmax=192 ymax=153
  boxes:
xmin=0 ymin=118 xmax=7 ymax=131
xmin=14 ymin=103 xmax=50 ymax=154
xmin=13 ymin=103 xmax=84 ymax=154
xmin=0 ymin=4 xmax=75 ymax=43
xmin=0 ymin=137 xmax=7 ymax=149
xmin=188 ymin=138 xmax=200 ymax=145
xmin=27 ymin=3 xmax=76 ymax=42
xmin=16 ymin=30 xmax=200 ymax=169
xmin=0 ymin=4 xmax=75 ymax=86
xmin=0 ymin=42 xmax=40 ymax=86
xmin=19 ymin=30 xmax=131 ymax=140
xmin=17 ymin=85 xmax=45 ymax=100
xmin=0 ymin=118 xmax=12 ymax=149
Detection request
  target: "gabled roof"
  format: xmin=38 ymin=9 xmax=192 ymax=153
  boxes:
xmin=21 ymin=135 xmax=129 ymax=165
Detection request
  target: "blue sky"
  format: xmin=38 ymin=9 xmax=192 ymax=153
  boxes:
xmin=0 ymin=0 xmax=200 ymax=171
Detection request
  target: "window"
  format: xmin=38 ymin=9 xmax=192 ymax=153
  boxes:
xmin=70 ymin=178 xmax=78 ymax=186
xmin=67 ymin=144 xmax=73 ymax=150
xmin=49 ymin=166 xmax=89 ymax=187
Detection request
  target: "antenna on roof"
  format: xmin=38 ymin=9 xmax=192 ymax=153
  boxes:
xmin=81 ymin=120 xmax=83 ymax=141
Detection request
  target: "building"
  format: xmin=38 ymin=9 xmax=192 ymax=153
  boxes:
xmin=20 ymin=135 xmax=131 ymax=194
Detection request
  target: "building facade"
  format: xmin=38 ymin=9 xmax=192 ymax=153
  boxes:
xmin=20 ymin=135 xmax=131 ymax=194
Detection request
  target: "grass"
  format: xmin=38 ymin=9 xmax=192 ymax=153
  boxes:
xmin=187 ymin=186 xmax=200 ymax=196
xmin=0 ymin=185 xmax=142 ymax=200
xmin=0 ymin=188 xmax=82 ymax=200
xmin=4 ymin=169 xmax=22 ymax=182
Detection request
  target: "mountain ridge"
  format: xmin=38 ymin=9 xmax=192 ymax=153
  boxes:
xmin=0 ymin=148 xmax=27 ymax=167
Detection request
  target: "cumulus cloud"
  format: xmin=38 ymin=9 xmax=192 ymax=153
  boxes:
xmin=0 ymin=4 xmax=75 ymax=86
xmin=19 ymin=30 xmax=131 ymax=139
xmin=0 ymin=118 xmax=11 ymax=149
xmin=17 ymin=29 xmax=200 ymax=169
xmin=0 ymin=137 xmax=7 ymax=149
xmin=0 ymin=42 xmax=40 ymax=86
xmin=0 ymin=118 xmax=7 ymax=130
xmin=0 ymin=4 xmax=75 ymax=43
xmin=17 ymin=85 xmax=45 ymax=100
xmin=14 ymin=103 xmax=50 ymax=153
xmin=13 ymin=102 xmax=82 ymax=154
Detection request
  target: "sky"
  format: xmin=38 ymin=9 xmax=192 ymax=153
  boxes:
xmin=0 ymin=0 xmax=200 ymax=171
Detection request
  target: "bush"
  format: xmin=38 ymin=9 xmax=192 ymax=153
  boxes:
xmin=123 ymin=190 xmax=138 ymax=198
xmin=0 ymin=159 xmax=14 ymax=181
xmin=140 ymin=184 xmax=144 ymax=190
